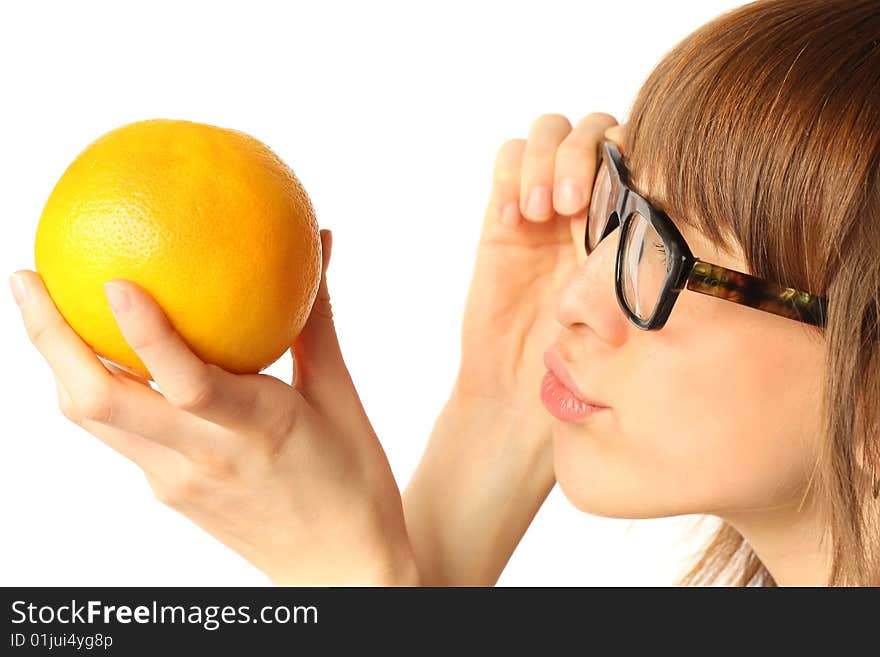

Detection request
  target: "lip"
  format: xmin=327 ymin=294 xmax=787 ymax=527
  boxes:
xmin=542 ymin=348 xmax=608 ymax=408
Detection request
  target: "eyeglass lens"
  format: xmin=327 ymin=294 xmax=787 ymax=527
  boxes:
xmin=622 ymin=212 xmax=667 ymax=321
xmin=587 ymin=159 xmax=613 ymax=251
xmin=588 ymin=157 xmax=669 ymax=322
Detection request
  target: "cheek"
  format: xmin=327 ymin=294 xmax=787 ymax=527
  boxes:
xmin=553 ymin=305 xmax=824 ymax=519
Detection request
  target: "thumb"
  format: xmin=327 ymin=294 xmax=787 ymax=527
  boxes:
xmin=290 ymin=229 xmax=351 ymax=400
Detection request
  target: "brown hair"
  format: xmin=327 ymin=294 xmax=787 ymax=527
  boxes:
xmin=622 ymin=0 xmax=880 ymax=585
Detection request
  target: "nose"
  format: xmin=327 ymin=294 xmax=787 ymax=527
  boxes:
xmin=555 ymin=223 xmax=626 ymax=344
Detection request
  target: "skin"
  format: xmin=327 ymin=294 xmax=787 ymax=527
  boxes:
xmin=546 ymin=123 xmax=832 ymax=585
xmin=10 ymin=230 xmax=419 ymax=586
xmin=410 ymin=113 xmax=831 ymax=585
xmin=10 ymin=112 xmax=832 ymax=585
xmin=402 ymin=113 xmax=624 ymax=584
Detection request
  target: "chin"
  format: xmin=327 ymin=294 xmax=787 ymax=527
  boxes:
xmin=551 ymin=426 xmax=677 ymax=520
xmin=554 ymin=466 xmax=635 ymax=518
xmin=552 ymin=429 xmax=626 ymax=518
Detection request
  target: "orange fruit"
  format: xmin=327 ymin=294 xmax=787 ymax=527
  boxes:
xmin=34 ymin=118 xmax=321 ymax=380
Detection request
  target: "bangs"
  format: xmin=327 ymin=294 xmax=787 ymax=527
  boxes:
xmin=620 ymin=0 xmax=880 ymax=296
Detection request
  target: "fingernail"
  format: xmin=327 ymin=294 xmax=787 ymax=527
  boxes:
xmin=500 ymin=201 xmax=520 ymax=226
xmin=104 ymin=281 xmax=130 ymax=314
xmin=556 ymin=178 xmax=583 ymax=215
xmin=526 ymin=186 xmax=551 ymax=219
xmin=8 ymin=273 xmax=25 ymax=306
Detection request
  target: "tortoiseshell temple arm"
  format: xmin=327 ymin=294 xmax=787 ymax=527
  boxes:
xmin=685 ymin=260 xmax=828 ymax=327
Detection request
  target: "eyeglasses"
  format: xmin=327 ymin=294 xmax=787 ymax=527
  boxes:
xmin=586 ymin=140 xmax=829 ymax=330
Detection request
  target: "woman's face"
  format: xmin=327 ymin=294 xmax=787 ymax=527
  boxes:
xmin=551 ymin=210 xmax=826 ymax=520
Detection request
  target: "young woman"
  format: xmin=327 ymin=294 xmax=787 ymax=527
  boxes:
xmin=10 ymin=0 xmax=880 ymax=586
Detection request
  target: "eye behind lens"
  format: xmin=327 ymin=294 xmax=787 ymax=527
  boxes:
xmin=621 ymin=211 xmax=666 ymax=321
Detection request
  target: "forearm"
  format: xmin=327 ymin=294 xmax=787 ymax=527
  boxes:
xmin=401 ymin=391 xmax=555 ymax=586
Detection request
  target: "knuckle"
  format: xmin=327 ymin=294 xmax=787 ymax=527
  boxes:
xmin=27 ymin=317 xmax=58 ymax=352
xmin=27 ymin=322 xmax=47 ymax=348
xmin=556 ymin=139 xmax=588 ymax=161
xmin=554 ymin=144 xmax=591 ymax=180
xmin=497 ymin=137 xmax=525 ymax=155
xmin=169 ymin=373 xmax=215 ymax=412
xmin=254 ymin=437 xmax=284 ymax=467
xmin=158 ymin=472 xmax=203 ymax=508
xmin=123 ymin=328 xmax=154 ymax=355
xmin=152 ymin=484 xmax=173 ymax=506
xmin=532 ymin=112 xmax=570 ymax=130
xmin=586 ymin=111 xmax=617 ymax=124
xmin=59 ymin=396 xmax=81 ymax=423
xmin=261 ymin=406 xmax=298 ymax=457
xmin=78 ymin=384 xmax=115 ymax=424
xmin=522 ymin=144 xmax=555 ymax=164
xmin=155 ymin=486 xmax=183 ymax=509
xmin=494 ymin=138 xmax=525 ymax=171
xmin=239 ymin=407 xmax=295 ymax=469
xmin=125 ymin=313 xmax=174 ymax=352
xmin=312 ymin=289 xmax=333 ymax=321
xmin=274 ymin=402 xmax=299 ymax=439
xmin=494 ymin=167 xmax=519 ymax=186
xmin=520 ymin=152 xmax=551 ymax=180
xmin=200 ymin=448 xmax=240 ymax=480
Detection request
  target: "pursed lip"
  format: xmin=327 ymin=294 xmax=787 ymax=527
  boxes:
xmin=542 ymin=348 xmax=608 ymax=408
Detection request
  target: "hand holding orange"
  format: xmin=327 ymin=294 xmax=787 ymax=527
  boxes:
xmin=33 ymin=118 xmax=321 ymax=379
xmin=9 ymin=119 xmax=423 ymax=585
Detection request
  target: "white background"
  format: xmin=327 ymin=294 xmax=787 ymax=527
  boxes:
xmin=0 ymin=0 xmax=741 ymax=586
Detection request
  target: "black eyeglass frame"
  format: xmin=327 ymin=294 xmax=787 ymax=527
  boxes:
xmin=586 ymin=140 xmax=829 ymax=331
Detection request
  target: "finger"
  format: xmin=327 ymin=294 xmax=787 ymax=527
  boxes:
xmin=14 ymin=270 xmax=218 ymax=457
xmin=104 ymin=278 xmax=298 ymax=437
xmin=492 ymin=138 xmax=526 ymax=228
xmin=54 ymin=376 xmax=187 ymax=475
xmin=520 ymin=114 xmax=573 ymax=222
xmin=604 ymin=123 xmax=628 ymax=155
xmin=554 ymin=112 xmax=619 ymax=216
xmin=290 ymin=229 xmax=368 ymax=436
xmin=290 ymin=229 xmax=345 ymax=395
xmin=15 ymin=270 xmax=126 ymax=386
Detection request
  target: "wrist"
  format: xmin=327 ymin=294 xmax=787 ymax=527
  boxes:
xmin=374 ymin=547 xmax=422 ymax=587
xmin=402 ymin=388 xmax=556 ymax=585
xmin=445 ymin=383 xmax=555 ymax=463
xmin=267 ymin=546 xmax=420 ymax=587
xmin=439 ymin=389 xmax=556 ymax=501
xmin=353 ymin=534 xmax=422 ymax=586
